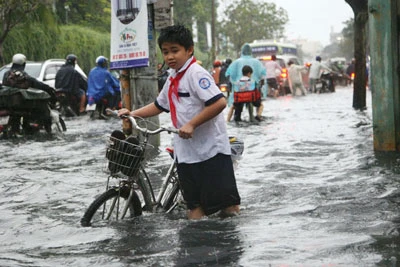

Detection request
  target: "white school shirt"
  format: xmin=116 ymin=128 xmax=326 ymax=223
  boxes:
xmin=156 ymin=57 xmax=231 ymax=164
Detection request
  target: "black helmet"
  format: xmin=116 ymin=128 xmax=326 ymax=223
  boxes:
xmin=316 ymin=56 xmax=322 ymax=62
xmin=225 ymin=58 xmax=232 ymax=65
xmin=66 ymin=54 xmax=77 ymax=65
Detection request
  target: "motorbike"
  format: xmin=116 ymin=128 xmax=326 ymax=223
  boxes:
xmin=55 ymin=90 xmax=81 ymax=117
xmin=0 ymin=86 xmax=66 ymax=138
xmin=219 ymin=83 xmax=230 ymax=98
xmin=315 ymin=70 xmax=335 ymax=93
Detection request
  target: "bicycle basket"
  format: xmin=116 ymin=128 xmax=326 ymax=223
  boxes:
xmin=106 ymin=135 xmax=143 ymax=177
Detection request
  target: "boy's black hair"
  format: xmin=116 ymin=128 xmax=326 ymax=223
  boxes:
xmin=158 ymin=24 xmax=194 ymax=51
xmin=242 ymin=65 xmax=253 ymax=75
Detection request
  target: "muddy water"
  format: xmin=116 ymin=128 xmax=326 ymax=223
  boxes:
xmin=1 ymin=87 xmax=400 ymax=266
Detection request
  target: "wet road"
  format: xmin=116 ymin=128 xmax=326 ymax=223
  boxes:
xmin=1 ymin=86 xmax=400 ymax=266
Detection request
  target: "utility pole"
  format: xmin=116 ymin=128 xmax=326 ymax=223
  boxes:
xmin=211 ymin=0 xmax=216 ymax=62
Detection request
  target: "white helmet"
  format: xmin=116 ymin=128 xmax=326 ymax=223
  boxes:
xmin=12 ymin=53 xmax=26 ymax=65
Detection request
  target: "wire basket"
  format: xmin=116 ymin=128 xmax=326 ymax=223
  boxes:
xmin=105 ymin=135 xmax=144 ymax=177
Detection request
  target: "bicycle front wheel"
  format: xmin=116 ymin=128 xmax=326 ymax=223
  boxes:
xmin=160 ymin=183 xmax=180 ymax=212
xmin=81 ymin=186 xmax=142 ymax=227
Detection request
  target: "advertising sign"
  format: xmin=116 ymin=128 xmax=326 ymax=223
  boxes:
xmin=110 ymin=0 xmax=149 ymax=69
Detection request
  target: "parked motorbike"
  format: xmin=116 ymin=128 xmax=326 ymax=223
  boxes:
xmin=0 ymin=86 xmax=66 ymax=138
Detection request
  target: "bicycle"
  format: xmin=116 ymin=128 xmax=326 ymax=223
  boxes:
xmin=81 ymin=110 xmax=244 ymax=227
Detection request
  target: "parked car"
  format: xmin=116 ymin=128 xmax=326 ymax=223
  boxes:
xmin=259 ymin=55 xmax=303 ymax=95
xmin=0 ymin=59 xmax=87 ymax=88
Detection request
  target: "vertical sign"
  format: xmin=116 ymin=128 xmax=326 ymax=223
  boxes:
xmin=110 ymin=0 xmax=149 ymax=69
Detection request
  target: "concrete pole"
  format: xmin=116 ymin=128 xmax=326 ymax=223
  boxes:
xmin=368 ymin=0 xmax=400 ymax=151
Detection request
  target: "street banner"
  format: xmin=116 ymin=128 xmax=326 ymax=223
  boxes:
xmin=110 ymin=0 xmax=149 ymax=69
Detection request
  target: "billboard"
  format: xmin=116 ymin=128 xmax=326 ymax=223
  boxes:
xmin=110 ymin=0 xmax=149 ymax=69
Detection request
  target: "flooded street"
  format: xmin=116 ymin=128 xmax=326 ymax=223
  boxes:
xmin=1 ymin=86 xmax=400 ymax=266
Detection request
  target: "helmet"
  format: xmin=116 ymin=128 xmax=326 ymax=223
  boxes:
xmin=225 ymin=58 xmax=232 ymax=65
xmin=66 ymin=54 xmax=77 ymax=65
xmin=96 ymin=56 xmax=108 ymax=67
xmin=12 ymin=53 xmax=26 ymax=65
xmin=213 ymin=60 xmax=222 ymax=67
xmin=316 ymin=56 xmax=322 ymax=61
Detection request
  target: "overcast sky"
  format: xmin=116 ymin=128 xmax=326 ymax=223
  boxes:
xmin=219 ymin=0 xmax=354 ymax=46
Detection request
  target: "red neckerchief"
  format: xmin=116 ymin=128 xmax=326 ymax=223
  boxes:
xmin=168 ymin=56 xmax=197 ymax=128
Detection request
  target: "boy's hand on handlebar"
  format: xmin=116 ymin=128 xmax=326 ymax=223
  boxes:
xmin=117 ymin=108 xmax=131 ymax=117
xmin=179 ymin=124 xmax=194 ymax=139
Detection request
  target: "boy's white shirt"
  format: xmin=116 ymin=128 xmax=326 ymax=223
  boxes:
xmin=157 ymin=57 xmax=231 ymax=164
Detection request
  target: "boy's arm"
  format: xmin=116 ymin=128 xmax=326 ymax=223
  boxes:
xmin=179 ymin=97 xmax=226 ymax=139
xmin=118 ymin=103 xmax=162 ymax=118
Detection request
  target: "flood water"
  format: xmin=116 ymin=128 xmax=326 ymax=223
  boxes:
xmin=1 ymin=86 xmax=400 ymax=267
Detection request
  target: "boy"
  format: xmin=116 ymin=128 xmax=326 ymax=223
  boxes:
xmin=233 ymin=65 xmax=263 ymax=122
xmin=118 ymin=24 xmax=240 ymax=220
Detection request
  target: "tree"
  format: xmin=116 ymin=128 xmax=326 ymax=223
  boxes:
xmin=220 ymin=0 xmax=288 ymax=57
xmin=172 ymin=0 xmax=214 ymax=53
xmin=340 ymin=18 xmax=355 ymax=61
xmin=52 ymin=0 xmax=111 ymax=32
xmin=345 ymin=0 xmax=368 ymax=110
xmin=0 ymin=0 xmax=53 ymax=64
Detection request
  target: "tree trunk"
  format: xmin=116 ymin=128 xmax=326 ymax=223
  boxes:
xmin=345 ymin=0 xmax=368 ymax=110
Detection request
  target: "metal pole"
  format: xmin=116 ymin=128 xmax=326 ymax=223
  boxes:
xmin=211 ymin=0 xmax=216 ymax=62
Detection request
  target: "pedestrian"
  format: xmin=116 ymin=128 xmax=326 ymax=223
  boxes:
xmin=118 ymin=24 xmax=241 ymax=220
xmin=55 ymin=54 xmax=87 ymax=114
xmin=157 ymin=62 xmax=168 ymax=93
xmin=211 ymin=60 xmax=222 ymax=87
xmin=287 ymin=60 xmax=307 ymax=96
xmin=263 ymin=54 xmax=282 ymax=98
xmin=232 ymin=65 xmax=263 ymax=122
xmin=346 ymin=58 xmax=355 ymax=86
xmin=87 ymin=56 xmax=120 ymax=110
xmin=225 ymin=43 xmax=266 ymax=122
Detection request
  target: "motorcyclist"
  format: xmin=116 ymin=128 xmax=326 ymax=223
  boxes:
xmin=308 ymin=56 xmax=332 ymax=93
xmin=87 ymin=56 xmax=120 ymax=110
xmin=55 ymin=54 xmax=87 ymax=114
xmin=2 ymin=53 xmax=57 ymax=134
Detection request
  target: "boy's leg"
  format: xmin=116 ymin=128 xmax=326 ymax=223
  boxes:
xmin=233 ymin=103 xmax=243 ymax=121
xmin=227 ymin=105 xmax=235 ymax=122
xmin=187 ymin=207 xmax=205 ymax=220
xmin=220 ymin=205 xmax=240 ymax=217
xmin=247 ymin=103 xmax=254 ymax=121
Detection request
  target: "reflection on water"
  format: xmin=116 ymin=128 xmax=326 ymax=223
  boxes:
xmin=1 ymin=88 xmax=400 ymax=266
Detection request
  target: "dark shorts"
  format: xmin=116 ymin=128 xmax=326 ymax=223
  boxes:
xmin=177 ymin=153 xmax=241 ymax=216
xmin=253 ymin=99 xmax=261 ymax=107
xmin=267 ymin=78 xmax=278 ymax=90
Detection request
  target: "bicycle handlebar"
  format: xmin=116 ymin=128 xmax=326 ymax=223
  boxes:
xmin=106 ymin=109 xmax=179 ymax=135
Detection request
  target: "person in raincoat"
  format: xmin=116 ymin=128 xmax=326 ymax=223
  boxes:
xmin=87 ymin=56 xmax=120 ymax=109
xmin=225 ymin=43 xmax=266 ymax=122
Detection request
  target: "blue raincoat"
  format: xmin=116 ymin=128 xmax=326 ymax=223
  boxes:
xmin=87 ymin=66 xmax=120 ymax=104
xmin=225 ymin=43 xmax=266 ymax=106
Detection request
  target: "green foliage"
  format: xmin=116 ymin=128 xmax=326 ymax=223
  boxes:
xmin=4 ymin=24 xmax=110 ymax=74
xmin=220 ymin=0 xmax=288 ymax=55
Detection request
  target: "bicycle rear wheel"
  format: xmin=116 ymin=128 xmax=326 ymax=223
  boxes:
xmin=81 ymin=186 xmax=142 ymax=227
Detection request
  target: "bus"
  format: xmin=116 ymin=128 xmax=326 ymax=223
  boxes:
xmin=249 ymin=40 xmax=298 ymax=58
